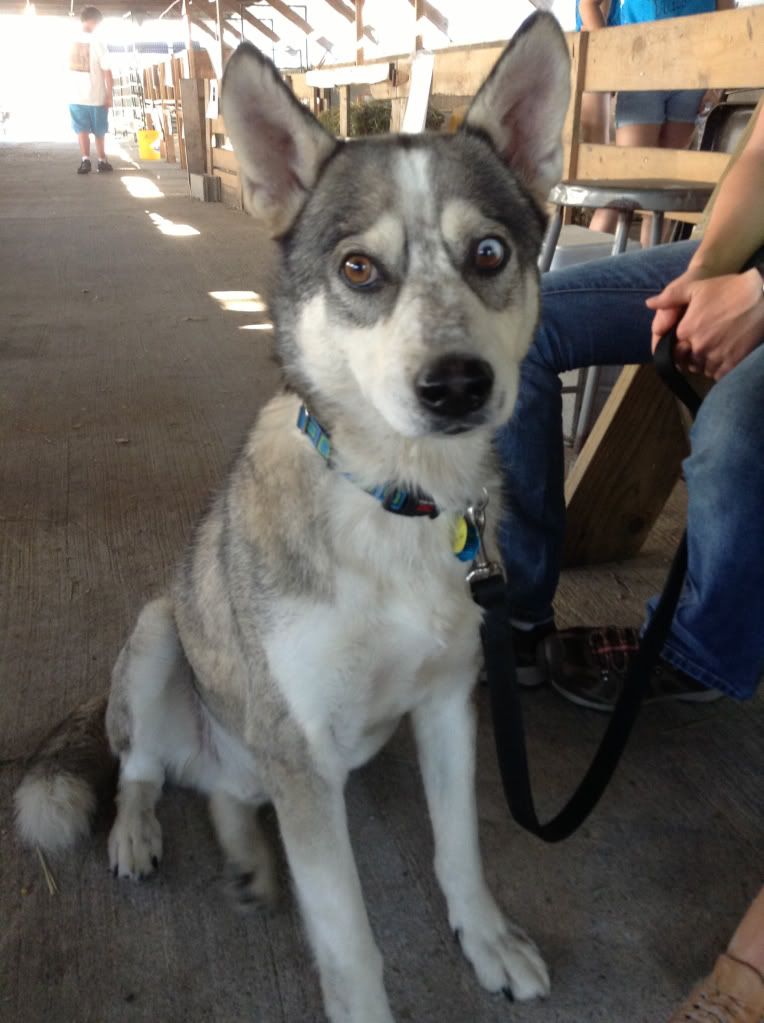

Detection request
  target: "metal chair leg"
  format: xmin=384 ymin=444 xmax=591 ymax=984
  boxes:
xmin=648 ymin=210 xmax=665 ymax=248
xmin=538 ymin=205 xmax=564 ymax=273
xmin=611 ymin=209 xmax=633 ymax=256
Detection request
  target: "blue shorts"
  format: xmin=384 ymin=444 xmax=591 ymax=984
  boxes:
xmin=69 ymin=103 xmax=109 ymax=136
xmin=615 ymin=89 xmax=704 ymax=128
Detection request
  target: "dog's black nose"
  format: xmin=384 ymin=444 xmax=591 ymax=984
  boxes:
xmin=415 ymin=356 xmax=494 ymax=419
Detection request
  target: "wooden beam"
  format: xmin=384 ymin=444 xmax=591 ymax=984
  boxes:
xmin=563 ymin=366 xmax=690 ymax=567
xmin=214 ymin=0 xmax=225 ymax=76
xmin=188 ymin=11 xmax=217 ymax=44
xmin=409 ymin=0 xmax=448 ymax=39
xmin=414 ymin=0 xmax=424 ymax=50
xmin=266 ymin=0 xmax=333 ymax=51
xmin=355 ymin=0 xmax=364 ymax=63
xmin=584 ymin=6 xmax=764 ymax=92
xmin=321 ymin=0 xmax=353 ymax=20
xmin=574 ymin=142 xmax=729 ymax=185
xmin=222 ymin=1 xmax=280 ymax=44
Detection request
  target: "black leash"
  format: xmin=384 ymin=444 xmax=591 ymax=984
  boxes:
xmin=472 ymin=327 xmax=699 ymax=843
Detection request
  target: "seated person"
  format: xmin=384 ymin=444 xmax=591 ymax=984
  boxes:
xmin=497 ymin=103 xmax=764 ymax=712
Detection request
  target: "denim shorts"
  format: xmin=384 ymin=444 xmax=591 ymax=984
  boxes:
xmin=69 ymin=103 xmax=109 ymax=136
xmin=615 ymin=89 xmax=704 ymax=127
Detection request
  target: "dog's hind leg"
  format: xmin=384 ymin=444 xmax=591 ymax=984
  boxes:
xmin=412 ymin=679 xmax=551 ymax=1003
xmin=209 ymin=791 xmax=278 ymax=910
xmin=273 ymin=773 xmax=394 ymax=1023
xmin=106 ymin=597 xmax=194 ymax=880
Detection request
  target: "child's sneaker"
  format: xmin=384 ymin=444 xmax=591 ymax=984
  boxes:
xmin=77 ymin=157 xmax=91 ymax=174
xmin=667 ymin=953 xmax=764 ymax=1023
xmin=97 ymin=159 xmax=113 ymax=173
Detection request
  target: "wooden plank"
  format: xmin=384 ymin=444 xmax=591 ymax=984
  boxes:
xmin=562 ymin=31 xmax=588 ymax=182
xmin=305 ymin=62 xmax=390 ymax=88
xmin=211 ymin=146 xmax=239 ymax=173
xmin=575 ymin=143 xmax=729 ymax=185
xmin=563 ymin=366 xmax=690 ymax=567
xmin=584 ymin=6 xmax=764 ymax=92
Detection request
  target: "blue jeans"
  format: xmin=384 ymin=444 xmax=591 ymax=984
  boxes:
xmin=496 ymin=241 xmax=764 ymax=699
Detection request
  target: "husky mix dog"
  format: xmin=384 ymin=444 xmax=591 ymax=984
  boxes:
xmin=15 ymin=14 xmax=570 ymax=1022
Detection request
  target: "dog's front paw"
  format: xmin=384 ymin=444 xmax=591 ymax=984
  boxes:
xmin=108 ymin=806 xmax=163 ymax=880
xmin=454 ymin=894 xmax=550 ymax=1003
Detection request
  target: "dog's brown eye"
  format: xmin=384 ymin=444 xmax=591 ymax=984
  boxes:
xmin=473 ymin=237 xmax=507 ymax=273
xmin=341 ymin=254 xmax=379 ymax=288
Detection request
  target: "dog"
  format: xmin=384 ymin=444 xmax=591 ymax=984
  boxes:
xmin=14 ymin=14 xmax=570 ymax=1022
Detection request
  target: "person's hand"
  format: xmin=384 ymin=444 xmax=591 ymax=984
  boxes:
xmin=104 ymin=93 xmax=113 ymax=109
xmin=646 ymin=269 xmax=764 ymax=380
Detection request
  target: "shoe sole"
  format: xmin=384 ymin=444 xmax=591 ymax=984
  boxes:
xmin=551 ymin=680 xmax=724 ymax=714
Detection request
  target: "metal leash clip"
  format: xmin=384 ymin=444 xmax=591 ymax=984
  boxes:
xmin=464 ymin=489 xmax=505 ymax=586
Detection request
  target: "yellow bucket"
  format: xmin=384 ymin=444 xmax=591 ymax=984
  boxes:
xmin=137 ymin=129 xmax=161 ymax=161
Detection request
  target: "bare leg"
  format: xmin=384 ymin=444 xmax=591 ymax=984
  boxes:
xmin=590 ymin=122 xmax=662 ymax=237
xmin=94 ymin=134 xmax=107 ymax=161
xmin=209 ymin=790 xmax=277 ymax=910
xmin=412 ymin=681 xmax=550 ymax=1002
xmin=274 ymin=773 xmax=394 ymax=1023
xmin=77 ymin=131 xmax=91 ymax=159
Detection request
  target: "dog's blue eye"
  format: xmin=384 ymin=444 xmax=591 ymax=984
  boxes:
xmin=341 ymin=254 xmax=379 ymax=289
xmin=473 ymin=237 xmax=507 ymax=274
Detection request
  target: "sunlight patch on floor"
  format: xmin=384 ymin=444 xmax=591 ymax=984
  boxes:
xmin=148 ymin=212 xmax=200 ymax=237
xmin=122 ymin=175 xmax=164 ymax=199
xmin=209 ymin=290 xmax=267 ymax=314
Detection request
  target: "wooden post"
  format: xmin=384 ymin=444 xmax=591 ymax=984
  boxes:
xmin=158 ymin=62 xmax=176 ymax=162
xmin=355 ymin=0 xmax=364 ymax=64
xmin=414 ymin=0 xmax=425 ymax=50
xmin=180 ymin=77 xmax=206 ymax=175
xmin=171 ymin=57 xmax=186 ymax=169
xmin=339 ymin=84 xmax=350 ymax=137
xmin=184 ymin=1 xmax=197 ymax=79
xmin=563 ymin=366 xmax=689 ymax=567
xmin=214 ymin=0 xmax=225 ymax=77
xmin=562 ymin=30 xmax=588 ymax=184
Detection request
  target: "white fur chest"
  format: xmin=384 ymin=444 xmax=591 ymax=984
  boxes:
xmin=264 ymin=486 xmax=485 ymax=777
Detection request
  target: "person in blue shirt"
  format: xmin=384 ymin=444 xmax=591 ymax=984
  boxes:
xmin=580 ymin=0 xmax=734 ymax=245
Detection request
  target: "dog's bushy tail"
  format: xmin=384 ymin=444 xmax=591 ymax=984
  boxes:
xmin=14 ymin=695 xmax=117 ymax=854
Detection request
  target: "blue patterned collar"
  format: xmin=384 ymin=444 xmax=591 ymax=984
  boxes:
xmin=296 ymin=403 xmax=481 ymax=562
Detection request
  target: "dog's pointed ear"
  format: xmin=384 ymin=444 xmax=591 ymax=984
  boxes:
xmin=462 ymin=12 xmax=571 ymax=205
xmin=222 ymin=43 xmax=338 ymax=237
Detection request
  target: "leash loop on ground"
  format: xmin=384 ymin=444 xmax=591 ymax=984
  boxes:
xmin=479 ymin=325 xmax=699 ymax=843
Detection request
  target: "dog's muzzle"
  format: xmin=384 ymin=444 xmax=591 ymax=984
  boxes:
xmin=415 ymin=355 xmax=494 ymax=429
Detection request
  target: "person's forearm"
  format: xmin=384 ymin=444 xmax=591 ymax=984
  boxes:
xmin=690 ymin=150 xmax=764 ymax=275
xmin=578 ymin=0 xmax=607 ymax=30
xmin=104 ymin=70 xmax=113 ymax=100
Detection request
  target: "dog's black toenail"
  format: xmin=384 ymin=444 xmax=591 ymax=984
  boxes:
xmin=502 ymin=986 xmax=515 ymax=1003
xmin=453 ymin=928 xmax=462 ymax=947
xmin=236 ymin=871 xmax=255 ymax=887
xmin=151 ymin=856 xmax=159 ymax=869
xmin=112 ymin=865 xmax=118 ymax=878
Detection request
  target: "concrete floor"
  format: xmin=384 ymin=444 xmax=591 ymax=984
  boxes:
xmin=1 ymin=142 xmax=761 ymax=1023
